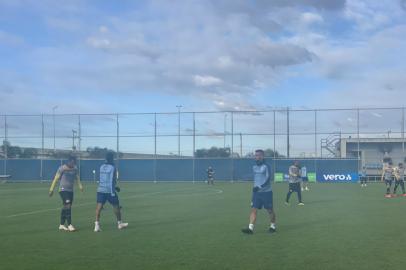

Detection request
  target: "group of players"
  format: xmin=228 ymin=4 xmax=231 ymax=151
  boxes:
xmin=380 ymin=158 xmax=406 ymax=198
xmin=241 ymin=150 xmax=406 ymax=235
xmin=48 ymin=148 xmax=405 ymax=234
xmin=48 ymin=152 xmax=128 ymax=232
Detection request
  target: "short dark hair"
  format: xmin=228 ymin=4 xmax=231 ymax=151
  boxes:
xmin=106 ymin=151 xmax=115 ymax=164
xmin=255 ymin=149 xmax=264 ymax=155
xmin=68 ymin=155 xmax=77 ymax=163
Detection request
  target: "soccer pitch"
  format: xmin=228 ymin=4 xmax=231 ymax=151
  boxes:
xmin=0 ymin=182 xmax=405 ymax=270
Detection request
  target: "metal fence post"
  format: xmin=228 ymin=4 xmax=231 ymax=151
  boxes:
xmin=154 ymin=113 xmax=157 ymax=183
xmin=193 ymin=112 xmax=196 ymax=183
xmin=41 ymin=114 xmax=44 ymax=181
xmin=287 ymin=107 xmax=290 ymax=158
xmin=4 ymin=115 xmax=7 ymax=175
xmin=402 ymin=107 xmax=405 ymax=153
xmin=314 ymin=110 xmax=317 ymax=158
xmin=116 ymin=114 xmax=120 ymax=178
xmin=78 ymin=114 xmax=81 ymax=178
xmin=231 ymin=111 xmax=234 ymax=182
xmin=357 ymin=108 xmax=360 ymax=170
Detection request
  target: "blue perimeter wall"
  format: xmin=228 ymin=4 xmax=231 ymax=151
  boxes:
xmin=0 ymin=158 xmax=359 ymax=182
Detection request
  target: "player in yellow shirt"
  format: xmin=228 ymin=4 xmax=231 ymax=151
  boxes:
xmin=393 ymin=163 xmax=406 ymax=197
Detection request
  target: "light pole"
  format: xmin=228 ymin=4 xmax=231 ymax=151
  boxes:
xmin=52 ymin=105 xmax=58 ymax=152
xmin=176 ymin=105 xmax=182 ymax=156
xmin=72 ymin=129 xmax=77 ymax=151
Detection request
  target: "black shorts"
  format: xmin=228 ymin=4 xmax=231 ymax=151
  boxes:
xmin=289 ymin=182 xmax=301 ymax=192
xmin=59 ymin=191 xmax=74 ymax=205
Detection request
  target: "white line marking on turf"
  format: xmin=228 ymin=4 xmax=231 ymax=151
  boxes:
xmin=4 ymin=187 xmax=224 ymax=218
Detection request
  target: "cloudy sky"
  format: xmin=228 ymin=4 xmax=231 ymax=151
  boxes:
xmin=0 ymin=0 xmax=406 ymax=115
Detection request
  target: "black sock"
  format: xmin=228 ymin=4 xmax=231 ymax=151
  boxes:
xmin=60 ymin=209 xmax=66 ymax=225
xmin=298 ymin=190 xmax=303 ymax=203
xmin=66 ymin=208 xmax=72 ymax=225
xmin=286 ymin=192 xmax=292 ymax=202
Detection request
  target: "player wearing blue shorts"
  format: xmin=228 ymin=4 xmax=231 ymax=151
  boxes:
xmin=94 ymin=152 xmax=128 ymax=232
xmin=300 ymin=165 xmax=309 ymax=191
xmin=242 ymin=149 xmax=276 ymax=234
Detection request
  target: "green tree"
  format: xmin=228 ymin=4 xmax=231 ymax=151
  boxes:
xmin=20 ymin=148 xmax=38 ymax=158
xmin=195 ymin=147 xmax=231 ymax=158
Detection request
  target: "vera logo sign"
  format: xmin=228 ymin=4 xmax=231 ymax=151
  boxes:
xmin=323 ymin=174 xmax=353 ymax=181
xmin=318 ymin=173 xmax=359 ymax=182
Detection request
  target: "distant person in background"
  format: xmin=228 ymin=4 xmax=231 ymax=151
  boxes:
xmin=207 ymin=166 xmax=215 ymax=185
xmin=286 ymin=161 xmax=304 ymax=205
xmin=383 ymin=153 xmax=392 ymax=166
xmin=300 ymin=165 xmax=309 ymax=191
xmin=360 ymin=166 xmax=367 ymax=187
xmin=393 ymin=163 xmax=406 ymax=197
xmin=241 ymin=149 xmax=276 ymax=234
xmin=94 ymin=151 xmax=128 ymax=232
xmin=49 ymin=155 xmax=83 ymax=232
xmin=381 ymin=161 xmax=395 ymax=198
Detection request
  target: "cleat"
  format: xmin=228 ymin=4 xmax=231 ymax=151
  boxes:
xmin=67 ymin=224 xmax=77 ymax=232
xmin=384 ymin=194 xmax=392 ymax=198
xmin=391 ymin=194 xmax=397 ymax=198
xmin=305 ymin=187 xmax=309 ymax=191
xmin=94 ymin=224 xmax=101 ymax=232
xmin=269 ymin=227 xmax=276 ymax=233
xmin=301 ymin=188 xmax=304 ymax=192
xmin=402 ymin=194 xmax=406 ymax=197
xmin=59 ymin=225 xmax=69 ymax=231
xmin=285 ymin=201 xmax=290 ymax=206
xmin=118 ymin=222 xmax=129 ymax=230
xmin=241 ymin=228 xmax=253 ymax=234
xmin=298 ymin=203 xmax=305 ymax=206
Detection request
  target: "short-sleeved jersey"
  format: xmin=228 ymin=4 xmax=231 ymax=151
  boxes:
xmin=253 ymin=163 xmax=271 ymax=192
xmin=97 ymin=163 xmax=117 ymax=194
xmin=57 ymin=165 xmax=79 ymax=192
xmin=394 ymin=167 xmax=405 ymax=180
xmin=289 ymin=165 xmax=301 ymax=183
xmin=300 ymin=166 xmax=307 ymax=177
xmin=383 ymin=165 xmax=394 ymax=180
xmin=207 ymin=169 xmax=214 ymax=178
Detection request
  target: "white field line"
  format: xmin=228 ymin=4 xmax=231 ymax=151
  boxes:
xmin=4 ymin=187 xmax=223 ymax=218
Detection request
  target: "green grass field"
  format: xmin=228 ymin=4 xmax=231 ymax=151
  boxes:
xmin=0 ymin=182 xmax=405 ymax=270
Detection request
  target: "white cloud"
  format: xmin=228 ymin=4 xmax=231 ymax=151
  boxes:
xmin=194 ymin=75 xmax=223 ymax=87
xmin=301 ymin=12 xmax=324 ymax=25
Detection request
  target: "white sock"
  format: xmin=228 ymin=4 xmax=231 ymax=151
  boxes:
xmin=248 ymin=224 xmax=254 ymax=231
xmin=95 ymin=221 xmax=100 ymax=226
xmin=270 ymin=223 xmax=276 ymax=229
xmin=118 ymin=220 xmax=122 ymax=225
